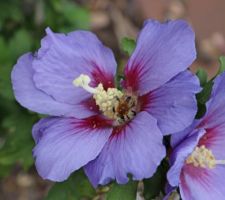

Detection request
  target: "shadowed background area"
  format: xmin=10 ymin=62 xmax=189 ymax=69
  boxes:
xmin=0 ymin=0 xmax=224 ymax=199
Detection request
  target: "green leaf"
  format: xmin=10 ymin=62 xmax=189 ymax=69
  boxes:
xmin=0 ymin=29 xmax=32 ymax=100
xmin=106 ymin=181 xmax=138 ymax=200
xmin=46 ymin=170 xmax=95 ymax=200
xmin=121 ymin=37 xmax=136 ymax=56
xmin=0 ymin=63 xmax=14 ymax=100
xmin=0 ymin=164 xmax=12 ymax=178
xmin=195 ymin=68 xmax=210 ymax=118
xmin=196 ymin=80 xmax=213 ymax=105
xmin=8 ymin=29 xmax=32 ymax=59
xmin=143 ymin=160 xmax=169 ymax=200
xmin=0 ymin=46 xmax=12 ymax=100
xmin=0 ymin=106 xmax=37 ymax=170
xmin=0 ymin=37 xmax=11 ymax=64
xmin=196 ymin=68 xmax=207 ymax=86
xmin=0 ymin=1 xmax=23 ymax=22
xmin=195 ymin=102 xmax=207 ymax=119
xmin=196 ymin=80 xmax=214 ymax=119
xmin=194 ymin=58 xmax=225 ymax=118
xmin=217 ymin=56 xmax=225 ymax=75
xmin=60 ymin=1 xmax=90 ymax=30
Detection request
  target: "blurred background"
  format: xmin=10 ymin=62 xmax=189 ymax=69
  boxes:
xmin=0 ymin=0 xmax=224 ymax=199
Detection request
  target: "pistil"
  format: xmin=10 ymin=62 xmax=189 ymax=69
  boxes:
xmin=186 ymin=145 xmax=225 ymax=169
xmin=73 ymin=74 xmax=137 ymax=124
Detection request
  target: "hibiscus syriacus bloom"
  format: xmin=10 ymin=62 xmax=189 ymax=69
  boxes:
xmin=167 ymin=72 xmax=225 ymax=200
xmin=12 ymin=19 xmax=200 ymax=187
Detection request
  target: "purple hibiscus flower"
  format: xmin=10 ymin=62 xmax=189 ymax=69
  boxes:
xmin=11 ymin=19 xmax=199 ymax=187
xmin=167 ymin=72 xmax=225 ymax=200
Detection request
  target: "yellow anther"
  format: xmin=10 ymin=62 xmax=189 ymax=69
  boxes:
xmin=93 ymin=85 xmax=123 ymax=119
xmin=73 ymin=74 xmax=124 ymax=120
xmin=186 ymin=145 xmax=225 ymax=169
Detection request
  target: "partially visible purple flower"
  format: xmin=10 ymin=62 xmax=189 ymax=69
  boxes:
xmin=167 ymin=72 xmax=225 ymax=200
xmin=12 ymin=19 xmax=199 ymax=186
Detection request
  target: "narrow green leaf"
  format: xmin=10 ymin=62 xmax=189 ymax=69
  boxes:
xmin=121 ymin=37 xmax=136 ymax=56
xmin=46 ymin=170 xmax=95 ymax=200
xmin=106 ymin=181 xmax=138 ymax=200
xmin=196 ymin=68 xmax=207 ymax=86
xmin=195 ymin=102 xmax=207 ymax=119
xmin=143 ymin=160 xmax=168 ymax=200
xmin=196 ymin=79 xmax=213 ymax=119
xmin=196 ymin=80 xmax=213 ymax=105
xmin=217 ymin=56 xmax=225 ymax=75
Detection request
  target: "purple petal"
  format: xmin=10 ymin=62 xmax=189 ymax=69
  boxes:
xmin=141 ymin=71 xmax=200 ymax=135
xmin=200 ymin=72 xmax=225 ymax=129
xmin=180 ymin=165 xmax=225 ymax=200
xmin=33 ymin=28 xmax=117 ymax=105
xmin=123 ymin=20 xmax=196 ymax=95
xmin=32 ymin=117 xmax=59 ymax=143
xmin=167 ymin=128 xmax=205 ymax=187
xmin=198 ymin=125 xmax=225 ymax=161
xmin=11 ymin=53 xmax=96 ymax=118
xmin=84 ymin=112 xmax=166 ymax=187
xmin=171 ymin=120 xmax=201 ymax=148
xmin=32 ymin=116 xmax=112 ymax=182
